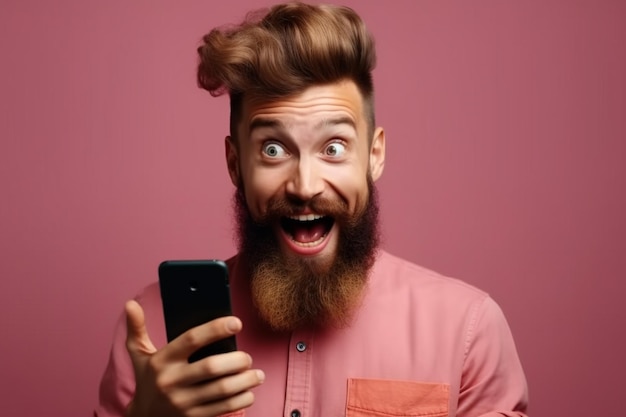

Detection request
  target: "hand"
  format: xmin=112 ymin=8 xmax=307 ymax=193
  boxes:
xmin=124 ymin=300 xmax=265 ymax=417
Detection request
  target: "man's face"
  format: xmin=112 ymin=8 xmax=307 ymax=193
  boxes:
xmin=226 ymin=80 xmax=385 ymax=330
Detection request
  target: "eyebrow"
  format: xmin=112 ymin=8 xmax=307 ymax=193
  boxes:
xmin=314 ymin=116 xmax=357 ymax=131
xmin=249 ymin=118 xmax=284 ymax=132
xmin=249 ymin=116 xmax=357 ymax=133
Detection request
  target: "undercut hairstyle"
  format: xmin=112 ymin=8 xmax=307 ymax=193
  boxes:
xmin=196 ymin=2 xmax=377 ymax=139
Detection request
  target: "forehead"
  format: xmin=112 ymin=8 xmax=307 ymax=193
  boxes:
xmin=239 ymin=81 xmax=367 ymax=133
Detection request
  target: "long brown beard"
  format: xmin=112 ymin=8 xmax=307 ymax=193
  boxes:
xmin=234 ymin=180 xmax=380 ymax=331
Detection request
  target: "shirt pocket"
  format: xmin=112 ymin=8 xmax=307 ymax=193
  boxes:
xmin=346 ymin=378 xmax=449 ymax=417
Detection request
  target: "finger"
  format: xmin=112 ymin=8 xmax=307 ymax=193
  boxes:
xmin=187 ymin=389 xmax=257 ymax=417
xmin=173 ymin=351 xmax=253 ymax=386
xmin=183 ymin=369 xmax=265 ymax=407
xmin=162 ymin=316 xmax=242 ymax=362
xmin=125 ymin=300 xmax=157 ymax=355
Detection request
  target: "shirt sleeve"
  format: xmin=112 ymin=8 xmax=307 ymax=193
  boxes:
xmin=94 ymin=310 xmax=135 ymax=417
xmin=457 ymin=296 xmax=529 ymax=417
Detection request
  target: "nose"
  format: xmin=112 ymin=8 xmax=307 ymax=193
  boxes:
xmin=285 ymin=157 xmax=325 ymax=202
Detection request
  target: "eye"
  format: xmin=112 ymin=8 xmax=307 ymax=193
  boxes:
xmin=324 ymin=141 xmax=347 ymax=158
xmin=262 ymin=142 xmax=288 ymax=158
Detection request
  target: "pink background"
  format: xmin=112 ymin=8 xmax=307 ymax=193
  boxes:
xmin=1 ymin=1 xmax=624 ymax=416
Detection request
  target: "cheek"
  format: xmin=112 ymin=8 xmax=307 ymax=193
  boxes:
xmin=326 ymin=169 xmax=369 ymax=211
xmin=243 ymin=169 xmax=284 ymax=214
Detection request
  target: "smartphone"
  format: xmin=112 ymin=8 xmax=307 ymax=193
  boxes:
xmin=158 ymin=260 xmax=237 ymax=362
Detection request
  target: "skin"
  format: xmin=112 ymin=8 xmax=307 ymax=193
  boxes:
xmin=125 ymin=301 xmax=262 ymax=417
xmin=124 ymin=79 xmax=385 ymax=417
xmin=227 ymin=80 xmax=385 ymax=265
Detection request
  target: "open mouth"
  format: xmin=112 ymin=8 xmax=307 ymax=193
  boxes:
xmin=280 ymin=214 xmax=335 ymax=247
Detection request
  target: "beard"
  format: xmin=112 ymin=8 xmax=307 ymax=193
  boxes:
xmin=233 ymin=180 xmax=380 ymax=332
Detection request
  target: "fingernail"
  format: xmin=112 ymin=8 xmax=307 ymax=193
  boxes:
xmin=256 ymin=370 xmax=265 ymax=383
xmin=226 ymin=317 xmax=240 ymax=333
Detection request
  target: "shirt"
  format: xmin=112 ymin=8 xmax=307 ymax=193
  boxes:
xmin=96 ymin=250 xmax=529 ymax=417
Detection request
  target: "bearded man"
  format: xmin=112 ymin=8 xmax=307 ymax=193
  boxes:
xmin=96 ymin=3 xmax=528 ymax=417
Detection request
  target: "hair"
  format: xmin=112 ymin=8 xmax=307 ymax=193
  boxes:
xmin=196 ymin=2 xmax=377 ymax=139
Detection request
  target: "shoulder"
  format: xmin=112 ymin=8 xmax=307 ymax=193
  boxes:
xmin=372 ymin=250 xmax=489 ymax=301
xmin=367 ymin=250 xmax=498 ymax=329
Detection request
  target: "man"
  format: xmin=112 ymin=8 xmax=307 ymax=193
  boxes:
xmin=96 ymin=3 xmax=529 ymax=417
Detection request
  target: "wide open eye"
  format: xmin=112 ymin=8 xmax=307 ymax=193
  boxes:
xmin=262 ymin=142 xmax=288 ymax=158
xmin=324 ymin=141 xmax=347 ymax=158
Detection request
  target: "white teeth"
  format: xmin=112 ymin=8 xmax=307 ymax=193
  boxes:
xmin=289 ymin=214 xmax=323 ymax=221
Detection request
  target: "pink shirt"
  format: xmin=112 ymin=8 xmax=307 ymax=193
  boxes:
xmin=96 ymin=250 xmax=528 ymax=417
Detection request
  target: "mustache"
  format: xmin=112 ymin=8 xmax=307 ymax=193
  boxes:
xmin=257 ymin=195 xmax=350 ymax=223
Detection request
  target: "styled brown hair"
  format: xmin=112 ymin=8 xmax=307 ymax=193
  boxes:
xmin=196 ymin=2 xmax=377 ymax=138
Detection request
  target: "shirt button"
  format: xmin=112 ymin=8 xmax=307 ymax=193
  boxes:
xmin=290 ymin=410 xmax=301 ymax=417
xmin=296 ymin=341 xmax=307 ymax=352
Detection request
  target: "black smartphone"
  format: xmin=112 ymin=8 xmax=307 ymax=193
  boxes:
xmin=158 ymin=260 xmax=237 ymax=362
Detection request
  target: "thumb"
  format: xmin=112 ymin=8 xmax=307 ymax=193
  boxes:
xmin=125 ymin=300 xmax=157 ymax=357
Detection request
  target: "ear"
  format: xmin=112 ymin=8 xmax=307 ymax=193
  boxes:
xmin=369 ymin=127 xmax=385 ymax=181
xmin=225 ymin=136 xmax=240 ymax=187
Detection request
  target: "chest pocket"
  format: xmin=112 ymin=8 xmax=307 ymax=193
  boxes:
xmin=346 ymin=378 xmax=449 ymax=417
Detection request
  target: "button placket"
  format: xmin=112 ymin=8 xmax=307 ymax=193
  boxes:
xmin=290 ymin=410 xmax=301 ymax=417
xmin=284 ymin=331 xmax=313 ymax=417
